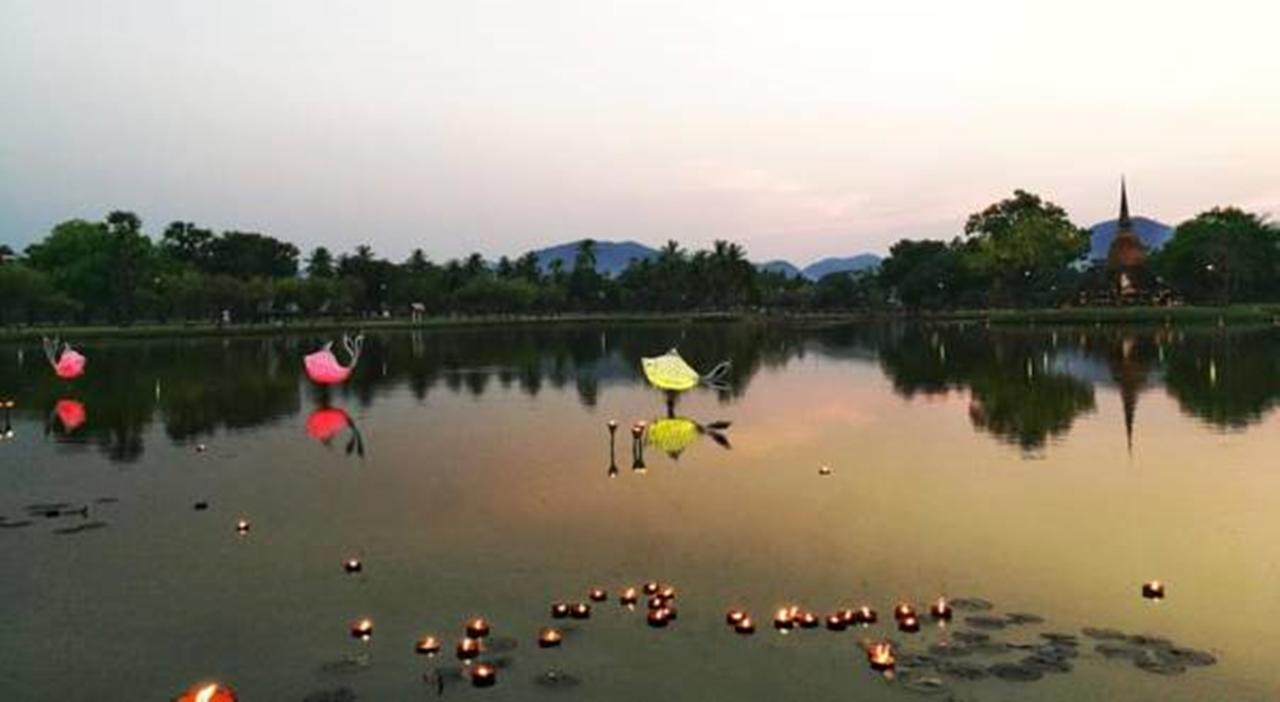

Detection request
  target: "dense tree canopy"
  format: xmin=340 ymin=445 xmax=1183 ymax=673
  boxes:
xmin=1155 ymin=208 xmax=1279 ymax=304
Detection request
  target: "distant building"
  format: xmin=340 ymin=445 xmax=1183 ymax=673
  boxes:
xmin=1106 ymin=179 xmax=1150 ymax=299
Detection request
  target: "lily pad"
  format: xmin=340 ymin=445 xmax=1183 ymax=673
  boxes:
xmin=1005 ymin=612 xmax=1045 ymax=625
xmin=1155 ymin=646 xmax=1217 ymax=667
xmin=937 ymin=661 xmax=989 ymax=680
xmin=899 ymin=675 xmax=950 ymax=696
xmin=950 ymin=597 xmax=994 ymax=611
xmin=1082 ymin=627 xmax=1127 ymax=640
xmin=1134 ymin=655 xmax=1186 ymax=676
xmin=951 ymin=631 xmax=990 ymax=644
xmin=988 ymin=662 xmax=1043 ymax=682
xmin=964 ymin=615 xmax=1008 ymax=630
xmin=928 ymin=642 xmax=973 ymax=658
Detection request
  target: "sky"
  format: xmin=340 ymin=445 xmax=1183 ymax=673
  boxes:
xmin=2 ymin=0 xmax=1279 ymax=264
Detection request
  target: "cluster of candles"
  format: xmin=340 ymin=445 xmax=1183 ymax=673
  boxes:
xmin=409 ymin=618 xmax=500 ymax=687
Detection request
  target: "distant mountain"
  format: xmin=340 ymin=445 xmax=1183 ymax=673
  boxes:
xmin=1088 ymin=217 xmax=1173 ymax=261
xmin=531 ymin=240 xmax=659 ymax=277
xmin=757 ymin=260 xmax=803 ymax=278
xmin=801 ymin=254 xmax=881 ymax=280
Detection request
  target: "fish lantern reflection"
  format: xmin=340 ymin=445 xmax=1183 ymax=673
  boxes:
xmin=304 ymin=334 xmax=363 ymax=385
xmin=54 ymin=399 xmax=86 ymax=432
xmin=43 ymin=337 xmax=86 ymax=380
xmin=867 ymin=642 xmax=896 ymax=672
xmin=1142 ymin=580 xmax=1165 ymax=600
xmin=175 ymin=682 xmax=237 ymax=702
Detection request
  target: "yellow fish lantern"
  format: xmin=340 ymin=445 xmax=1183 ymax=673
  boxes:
xmin=640 ymin=349 xmax=730 ymax=392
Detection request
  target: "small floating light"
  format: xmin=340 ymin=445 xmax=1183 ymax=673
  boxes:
xmin=796 ymin=611 xmax=819 ymax=629
xmin=1142 ymin=580 xmax=1165 ymax=600
xmin=196 ymin=444 xmax=208 ymax=453
xmin=851 ymin=606 xmax=877 ymax=625
xmin=836 ymin=608 xmax=856 ymax=624
xmin=773 ymin=608 xmax=795 ymax=631
xmin=867 ymin=642 xmax=896 ymax=672
xmin=343 ymin=558 xmax=362 ymax=574
xmin=570 ymin=603 xmax=592 ymax=619
xmin=819 ymin=464 xmax=832 ymax=476
xmin=589 ymin=588 xmax=607 ymax=602
xmin=176 ymin=682 xmax=237 ymax=702
xmin=898 ymin=615 xmax=920 ymax=633
xmin=659 ymin=585 xmax=676 ymax=601
xmin=414 ymin=635 xmax=441 ymax=656
xmin=538 ymin=627 xmax=563 ymax=648
xmin=550 ymin=602 xmax=570 ymax=619
xmin=734 ymin=617 xmax=756 ymax=635
xmin=642 ymin=581 xmax=661 ymax=596
xmin=466 ymin=618 xmax=491 ymax=638
xmin=647 ymin=596 xmax=666 ymax=611
xmin=725 ymin=609 xmax=746 ymax=626
xmin=456 ymin=637 xmax=482 ymax=660
xmin=647 ymin=608 xmax=672 ymax=628
xmin=619 ymin=587 xmax=639 ymax=607
xmin=349 ymin=618 xmax=374 ymax=641
xmin=235 ymin=519 xmax=251 ymax=535
xmin=663 ymin=605 xmax=679 ymax=621
xmin=825 ymin=613 xmax=847 ymax=631
xmin=469 ymin=663 xmax=497 ymax=687
xmin=893 ymin=603 xmax=915 ymax=622
xmin=930 ymin=596 xmax=953 ymax=621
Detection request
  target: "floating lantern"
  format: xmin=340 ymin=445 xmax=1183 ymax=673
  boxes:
xmin=659 ymin=585 xmax=676 ymax=601
xmin=551 ymin=603 xmax=570 ymax=619
xmin=349 ymin=618 xmax=374 ymax=641
xmin=734 ymin=617 xmax=756 ymax=635
xmin=456 ymin=637 xmax=482 ymax=660
xmin=773 ymin=608 xmax=795 ymax=630
xmin=664 ymin=606 xmax=679 ymax=621
xmin=196 ymin=444 xmax=208 ymax=453
xmin=867 ymin=642 xmax=896 ymax=672
xmin=235 ymin=519 xmax=251 ymax=535
xmin=852 ymin=606 xmax=878 ymax=625
xmin=796 ymin=611 xmax=819 ymax=629
xmin=589 ymin=588 xmax=607 ymax=602
xmin=538 ymin=627 xmax=563 ymax=648
xmin=725 ymin=609 xmax=746 ymax=626
xmin=825 ymin=614 xmax=847 ymax=631
xmin=893 ymin=603 xmax=915 ymax=622
xmin=898 ymin=615 xmax=920 ymax=633
xmin=176 ymin=682 xmax=237 ymax=702
xmin=414 ymin=636 xmax=441 ymax=656
xmin=343 ymin=558 xmax=362 ymax=574
xmin=469 ymin=663 xmax=496 ymax=688
xmin=466 ymin=618 xmax=491 ymax=638
xmin=1142 ymin=580 xmax=1165 ymax=600
xmin=643 ymin=581 xmax=661 ymax=596
xmin=647 ymin=608 xmax=671 ymax=628
xmin=836 ymin=608 xmax=856 ymax=624
xmin=819 ymin=464 xmax=832 ymax=476
xmin=930 ymin=596 xmax=952 ymax=621
xmin=647 ymin=596 xmax=666 ymax=611
xmin=619 ymin=587 xmax=639 ymax=607
xmin=570 ymin=603 xmax=592 ymax=619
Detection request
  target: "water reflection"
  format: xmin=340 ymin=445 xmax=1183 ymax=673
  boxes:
xmin=305 ymin=406 xmax=364 ymax=458
xmin=0 ymin=323 xmax=1278 ymax=462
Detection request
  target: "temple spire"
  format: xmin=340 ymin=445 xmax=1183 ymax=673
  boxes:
xmin=1118 ymin=176 xmax=1131 ymax=229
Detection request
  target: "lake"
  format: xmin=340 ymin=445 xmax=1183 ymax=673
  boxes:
xmin=1 ymin=322 xmax=1277 ymax=701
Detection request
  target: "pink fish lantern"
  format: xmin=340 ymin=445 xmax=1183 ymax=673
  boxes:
xmin=304 ymin=334 xmax=363 ymax=385
xmin=43 ymin=338 xmax=86 ymax=380
xmin=54 ymin=399 xmax=86 ymax=432
xmin=306 ymin=407 xmax=350 ymax=443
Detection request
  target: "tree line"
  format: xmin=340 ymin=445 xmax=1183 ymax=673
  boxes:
xmin=1 ymin=191 xmax=1276 ymax=325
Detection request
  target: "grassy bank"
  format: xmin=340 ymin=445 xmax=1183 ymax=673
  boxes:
xmin=3 ymin=305 xmax=1278 ymax=341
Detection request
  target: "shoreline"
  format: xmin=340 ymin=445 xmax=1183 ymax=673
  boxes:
xmin=2 ymin=305 xmax=1278 ymax=341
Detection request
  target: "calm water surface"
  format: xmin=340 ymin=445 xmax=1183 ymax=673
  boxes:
xmin=1 ymin=323 xmax=1278 ymax=701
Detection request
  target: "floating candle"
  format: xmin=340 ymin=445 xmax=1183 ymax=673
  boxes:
xmin=867 ymin=642 xmax=896 ymax=672
xmin=456 ymin=637 xmax=482 ymax=660
xmin=176 ymin=682 xmax=237 ymax=702
xmin=725 ymin=609 xmax=747 ymax=626
xmin=349 ymin=618 xmax=374 ymax=641
xmin=796 ymin=611 xmax=819 ymax=629
xmin=734 ymin=617 xmax=756 ymax=635
xmin=893 ymin=603 xmax=915 ymax=622
xmin=619 ymin=587 xmax=639 ymax=607
xmin=773 ymin=608 xmax=795 ymax=630
xmin=607 ymin=420 xmax=618 ymax=431
xmin=469 ymin=663 xmax=496 ymax=687
xmin=1142 ymin=580 xmax=1166 ymax=600
xmin=642 ymin=581 xmax=661 ymax=596
xmin=570 ymin=603 xmax=592 ymax=619
xmin=589 ymin=588 xmax=607 ymax=602
xmin=343 ymin=558 xmax=362 ymax=574
xmin=930 ymin=596 xmax=952 ymax=621
xmin=538 ymin=627 xmax=563 ymax=648
xmin=647 ymin=596 xmax=666 ymax=611
xmin=647 ymin=608 xmax=671 ymax=628
xmin=836 ymin=608 xmax=855 ymax=624
xmin=851 ymin=606 xmax=878 ymax=625
xmin=898 ymin=615 xmax=920 ymax=633
xmin=825 ymin=614 xmax=847 ymax=631
xmin=663 ymin=606 xmax=679 ymax=621
xmin=659 ymin=586 xmax=677 ymax=601
xmin=819 ymin=464 xmax=832 ymax=476
xmin=234 ymin=519 xmax=250 ymax=535
xmin=414 ymin=636 xmax=441 ymax=656
xmin=466 ymin=618 xmax=490 ymax=638
xmin=550 ymin=602 xmax=570 ymax=619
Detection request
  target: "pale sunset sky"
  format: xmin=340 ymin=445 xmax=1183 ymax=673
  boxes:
xmin=2 ymin=0 xmax=1278 ymax=263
